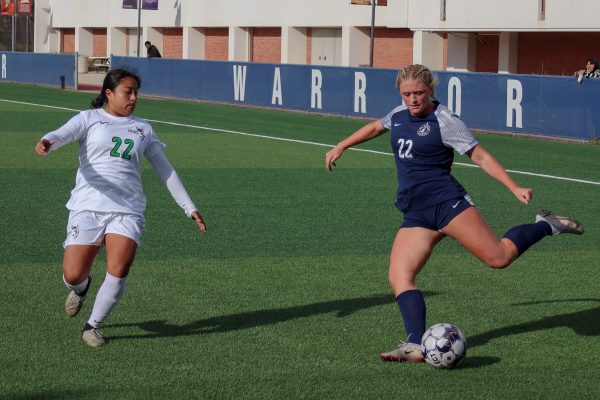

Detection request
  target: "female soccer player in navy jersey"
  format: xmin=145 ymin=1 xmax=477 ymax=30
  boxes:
xmin=35 ymin=68 xmax=207 ymax=347
xmin=325 ymin=64 xmax=583 ymax=363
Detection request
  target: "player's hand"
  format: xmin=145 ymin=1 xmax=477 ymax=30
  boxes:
xmin=325 ymin=145 xmax=344 ymax=172
xmin=512 ymin=187 xmax=532 ymax=205
xmin=191 ymin=211 xmax=207 ymax=233
xmin=35 ymin=139 xmax=54 ymax=156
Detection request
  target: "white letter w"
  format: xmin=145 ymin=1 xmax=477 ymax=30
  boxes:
xmin=233 ymin=65 xmax=247 ymax=102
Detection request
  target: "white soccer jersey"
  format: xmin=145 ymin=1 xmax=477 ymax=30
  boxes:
xmin=42 ymin=108 xmax=197 ymax=217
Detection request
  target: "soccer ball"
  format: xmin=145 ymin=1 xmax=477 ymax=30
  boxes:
xmin=421 ymin=323 xmax=467 ymax=368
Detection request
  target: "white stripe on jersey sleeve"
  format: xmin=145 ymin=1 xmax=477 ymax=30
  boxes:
xmin=380 ymin=104 xmax=407 ymax=130
xmin=435 ymin=104 xmax=478 ymax=155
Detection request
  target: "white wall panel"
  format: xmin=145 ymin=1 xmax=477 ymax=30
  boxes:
xmin=409 ymin=0 xmax=600 ymax=31
xmin=44 ymin=0 xmax=600 ymax=32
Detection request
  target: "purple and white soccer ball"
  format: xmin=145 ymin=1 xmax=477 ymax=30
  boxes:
xmin=421 ymin=323 xmax=467 ymax=368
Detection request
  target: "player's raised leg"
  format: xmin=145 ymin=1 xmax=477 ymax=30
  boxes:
xmin=441 ymin=207 xmax=519 ymax=268
xmin=442 ymin=207 xmax=583 ymax=268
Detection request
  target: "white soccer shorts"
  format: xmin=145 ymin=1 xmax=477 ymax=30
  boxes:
xmin=63 ymin=210 xmax=145 ymax=247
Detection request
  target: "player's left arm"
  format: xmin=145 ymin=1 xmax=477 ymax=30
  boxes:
xmin=466 ymin=144 xmax=532 ymax=205
xmin=146 ymin=149 xmax=207 ymax=233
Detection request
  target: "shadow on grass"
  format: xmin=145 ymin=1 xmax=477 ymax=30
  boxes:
xmin=0 ymin=389 xmax=97 ymax=400
xmin=469 ymin=298 xmax=600 ymax=349
xmin=442 ymin=299 xmax=600 ymax=370
xmin=108 ymin=293 xmax=424 ymax=341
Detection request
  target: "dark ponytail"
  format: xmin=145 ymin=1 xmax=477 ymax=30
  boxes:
xmin=90 ymin=67 xmax=142 ymax=109
xmin=91 ymin=92 xmax=107 ymax=108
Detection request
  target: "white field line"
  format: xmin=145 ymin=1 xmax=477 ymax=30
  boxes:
xmin=4 ymin=98 xmax=600 ymax=186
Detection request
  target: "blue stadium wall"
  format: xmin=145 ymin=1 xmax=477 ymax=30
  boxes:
xmin=2 ymin=52 xmax=598 ymax=140
xmin=111 ymin=56 xmax=598 ymax=141
xmin=0 ymin=52 xmax=76 ymax=89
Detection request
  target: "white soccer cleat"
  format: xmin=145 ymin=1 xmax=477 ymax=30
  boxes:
xmin=536 ymin=210 xmax=584 ymax=236
xmin=64 ymin=277 xmax=92 ymax=317
xmin=380 ymin=342 xmax=424 ymax=363
xmin=82 ymin=324 xmax=106 ymax=347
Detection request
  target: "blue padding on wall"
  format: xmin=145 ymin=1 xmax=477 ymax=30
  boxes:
xmin=3 ymin=52 xmax=595 ymax=140
xmin=0 ymin=52 xmax=75 ymax=89
xmin=434 ymin=72 xmax=600 ymax=140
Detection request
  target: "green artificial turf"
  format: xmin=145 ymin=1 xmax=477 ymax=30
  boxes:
xmin=1 ymin=82 xmax=599 ymax=399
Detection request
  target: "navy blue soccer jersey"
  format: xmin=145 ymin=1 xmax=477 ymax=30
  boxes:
xmin=380 ymin=101 xmax=478 ymax=212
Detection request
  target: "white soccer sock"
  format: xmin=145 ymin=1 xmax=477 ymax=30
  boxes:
xmin=87 ymin=272 xmax=127 ymax=329
xmin=63 ymin=275 xmax=89 ymax=294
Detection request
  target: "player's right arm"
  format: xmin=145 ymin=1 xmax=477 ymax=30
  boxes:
xmin=35 ymin=139 xmax=55 ymax=157
xmin=35 ymin=112 xmax=87 ymax=157
xmin=325 ymin=119 xmax=386 ymax=172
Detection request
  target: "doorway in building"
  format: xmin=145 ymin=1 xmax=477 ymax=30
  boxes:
xmin=127 ymin=28 xmax=140 ymax=57
xmin=311 ymin=28 xmax=341 ymax=66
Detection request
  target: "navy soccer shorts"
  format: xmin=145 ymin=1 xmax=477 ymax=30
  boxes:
xmin=400 ymin=195 xmax=474 ymax=231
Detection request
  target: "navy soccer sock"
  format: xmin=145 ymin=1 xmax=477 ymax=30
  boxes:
xmin=503 ymin=221 xmax=552 ymax=255
xmin=396 ymin=289 xmax=426 ymax=344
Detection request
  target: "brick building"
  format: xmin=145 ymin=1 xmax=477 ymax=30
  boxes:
xmin=33 ymin=0 xmax=600 ymax=75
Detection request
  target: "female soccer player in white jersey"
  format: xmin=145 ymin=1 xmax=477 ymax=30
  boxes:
xmin=325 ymin=64 xmax=584 ymax=363
xmin=35 ymin=68 xmax=207 ymax=347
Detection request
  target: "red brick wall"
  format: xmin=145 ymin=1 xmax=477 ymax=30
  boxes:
xmin=61 ymin=28 xmax=75 ymax=54
xmin=476 ymin=34 xmax=499 ymax=72
xmin=205 ymin=28 xmax=229 ymax=60
xmin=92 ymin=28 xmax=107 ymax=57
xmin=306 ymin=28 xmax=312 ymax=64
xmin=517 ymin=32 xmax=600 ymax=75
xmin=373 ymin=28 xmax=412 ymax=69
xmin=163 ymin=28 xmax=183 ymax=58
xmin=251 ymin=27 xmax=281 ymax=63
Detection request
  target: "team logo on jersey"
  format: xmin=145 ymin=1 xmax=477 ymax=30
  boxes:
xmin=70 ymin=225 xmax=80 ymax=239
xmin=128 ymin=127 xmax=146 ymax=141
xmin=417 ymin=122 xmax=430 ymax=137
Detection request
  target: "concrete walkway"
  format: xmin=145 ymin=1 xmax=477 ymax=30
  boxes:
xmin=77 ymin=72 xmax=104 ymax=91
